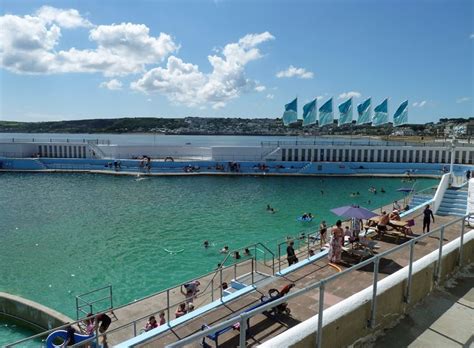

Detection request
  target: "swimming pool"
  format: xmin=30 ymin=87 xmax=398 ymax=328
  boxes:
xmin=0 ymin=173 xmax=437 ymax=323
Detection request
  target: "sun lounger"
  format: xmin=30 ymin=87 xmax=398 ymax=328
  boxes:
xmin=201 ymin=290 xmax=289 ymax=346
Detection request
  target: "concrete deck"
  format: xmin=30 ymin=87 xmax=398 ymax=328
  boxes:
xmin=373 ymin=263 xmax=474 ymax=348
xmin=117 ymin=212 xmax=462 ymax=347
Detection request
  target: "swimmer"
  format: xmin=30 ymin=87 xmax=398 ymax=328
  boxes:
xmin=380 ymin=187 xmax=386 ymax=193
xmin=220 ymin=246 xmax=229 ymax=254
xmin=203 ymin=240 xmax=209 ymax=248
xmin=243 ymin=248 xmax=251 ymax=256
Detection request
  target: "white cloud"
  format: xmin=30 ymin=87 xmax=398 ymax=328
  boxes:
xmin=100 ymin=79 xmax=123 ymax=90
xmin=338 ymin=91 xmax=361 ymax=99
xmin=276 ymin=65 xmax=313 ymax=79
xmin=266 ymin=94 xmax=274 ymax=99
xmin=412 ymin=100 xmax=427 ymax=107
xmin=0 ymin=8 xmax=178 ymax=76
xmin=255 ymin=85 xmax=266 ymax=92
xmin=131 ymin=32 xmax=274 ymax=109
xmin=456 ymin=96 xmax=471 ymax=103
xmin=36 ymin=6 xmax=92 ymax=28
xmin=470 ymin=34 xmax=474 ymax=39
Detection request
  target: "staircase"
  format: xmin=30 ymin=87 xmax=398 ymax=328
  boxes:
xmin=437 ymin=186 xmax=468 ymax=217
xmin=298 ymin=162 xmax=313 ymax=174
xmin=410 ymin=194 xmax=434 ymax=207
xmin=261 ymin=147 xmax=281 ymax=161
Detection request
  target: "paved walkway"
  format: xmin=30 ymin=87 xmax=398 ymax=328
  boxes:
xmin=374 ymin=264 xmax=474 ymax=348
xmin=134 ymin=212 xmax=461 ymax=347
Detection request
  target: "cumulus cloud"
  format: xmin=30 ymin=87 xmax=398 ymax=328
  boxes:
xmin=412 ymin=100 xmax=427 ymax=107
xmin=36 ymin=6 xmax=93 ymax=28
xmin=470 ymin=34 xmax=474 ymax=39
xmin=338 ymin=91 xmax=361 ymax=99
xmin=255 ymin=85 xmax=266 ymax=92
xmin=276 ymin=65 xmax=313 ymax=79
xmin=0 ymin=7 xmax=178 ymax=75
xmin=100 ymin=79 xmax=123 ymax=90
xmin=131 ymin=32 xmax=274 ymax=109
xmin=266 ymin=94 xmax=274 ymax=99
xmin=456 ymin=96 xmax=471 ymax=103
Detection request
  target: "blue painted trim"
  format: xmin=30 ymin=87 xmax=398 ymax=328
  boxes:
xmin=276 ymin=251 xmax=329 ymax=277
xmin=116 ymin=285 xmax=256 ymax=348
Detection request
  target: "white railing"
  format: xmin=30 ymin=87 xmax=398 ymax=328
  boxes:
xmin=165 ymin=213 xmax=471 ymax=348
xmin=433 ymin=173 xmax=451 ymax=213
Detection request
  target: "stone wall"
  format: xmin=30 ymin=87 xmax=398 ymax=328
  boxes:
xmin=260 ymin=230 xmax=474 ymax=348
xmin=0 ymin=292 xmax=73 ymax=331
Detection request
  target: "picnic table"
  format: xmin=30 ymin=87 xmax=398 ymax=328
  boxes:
xmin=366 ymin=216 xmax=413 ymax=243
xmin=342 ymin=237 xmax=377 ymax=263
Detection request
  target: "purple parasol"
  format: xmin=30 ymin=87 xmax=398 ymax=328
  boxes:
xmin=331 ymin=205 xmax=378 ymax=219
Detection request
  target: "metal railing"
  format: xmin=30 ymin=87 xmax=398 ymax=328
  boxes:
xmin=75 ymin=285 xmax=113 ymax=320
xmin=260 ymin=139 xmax=474 ymax=148
xmin=0 ymin=138 xmax=111 ymax=144
xmin=166 ymin=213 xmax=471 ymax=348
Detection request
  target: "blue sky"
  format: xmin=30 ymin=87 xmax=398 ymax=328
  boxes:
xmin=0 ymin=0 xmax=472 ymax=123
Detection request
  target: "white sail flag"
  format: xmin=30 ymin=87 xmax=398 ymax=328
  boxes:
xmin=357 ymin=98 xmax=371 ymax=125
xmin=282 ymin=98 xmax=298 ymax=126
xmin=338 ymin=98 xmax=353 ymax=125
xmin=372 ymin=98 xmax=389 ymax=126
xmin=319 ymin=98 xmax=334 ymax=127
xmin=302 ymin=99 xmax=317 ymax=126
xmin=393 ymin=100 xmax=408 ymax=126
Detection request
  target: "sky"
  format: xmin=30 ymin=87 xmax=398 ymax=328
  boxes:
xmin=0 ymin=0 xmax=472 ymax=124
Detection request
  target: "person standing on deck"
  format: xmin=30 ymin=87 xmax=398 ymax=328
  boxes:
xmin=286 ymin=241 xmax=298 ymax=266
xmin=328 ymin=220 xmax=344 ymax=264
xmin=423 ymin=204 xmax=435 ymax=233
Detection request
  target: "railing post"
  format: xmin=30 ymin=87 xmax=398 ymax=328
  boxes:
xmin=219 ymin=268 xmax=223 ymax=298
xmin=251 ymin=257 xmax=255 ymax=284
xmin=436 ymin=227 xmax=445 ymax=282
xmin=307 ymin=235 xmax=310 ymax=258
xmin=233 ymin=263 xmax=237 ymax=280
xmin=405 ymin=240 xmax=415 ymax=304
xmin=239 ymin=315 xmax=247 ymax=348
xmin=317 ymin=282 xmax=325 ymax=348
xmin=459 ymin=217 xmax=466 ymax=266
xmin=369 ymin=257 xmax=379 ymax=328
xmin=278 ymin=244 xmax=281 ymax=273
xmin=95 ymin=324 xmax=100 ymax=347
xmin=133 ymin=321 xmax=137 ymax=336
xmin=211 ymin=278 xmax=214 ymax=302
xmin=166 ymin=289 xmax=170 ymax=322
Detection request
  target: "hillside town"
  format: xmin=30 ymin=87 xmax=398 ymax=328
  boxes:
xmin=1 ymin=116 xmax=473 ymax=138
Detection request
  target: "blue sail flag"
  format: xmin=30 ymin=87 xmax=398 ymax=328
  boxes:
xmin=357 ymin=98 xmax=371 ymax=125
xmin=393 ymin=100 xmax=408 ymax=126
xmin=338 ymin=98 xmax=353 ymax=125
xmin=302 ymin=99 xmax=317 ymax=126
xmin=372 ymin=98 xmax=389 ymax=126
xmin=283 ymin=98 xmax=298 ymax=126
xmin=318 ymin=98 xmax=334 ymax=127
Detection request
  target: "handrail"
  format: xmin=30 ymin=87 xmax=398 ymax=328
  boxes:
xmin=165 ymin=212 xmax=472 ymax=348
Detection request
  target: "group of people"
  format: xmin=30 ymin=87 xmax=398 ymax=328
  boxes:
xmin=61 ymin=312 xmax=112 ymax=347
xmin=143 ymin=312 xmax=166 ymax=332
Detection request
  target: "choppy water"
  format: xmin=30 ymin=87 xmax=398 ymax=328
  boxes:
xmin=0 ymin=173 xmax=437 ymax=343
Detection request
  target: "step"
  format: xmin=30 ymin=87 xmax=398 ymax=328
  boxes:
xmin=438 ymin=211 xmax=465 ymax=217
xmin=437 ymin=208 xmax=467 ymax=215
xmin=442 ymin=196 xmax=467 ymax=202
xmin=444 ymin=191 xmax=468 ymax=197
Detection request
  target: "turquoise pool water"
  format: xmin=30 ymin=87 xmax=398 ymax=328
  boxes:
xmin=0 ymin=314 xmax=41 ymax=347
xmin=0 ymin=173 xmax=437 ymax=323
